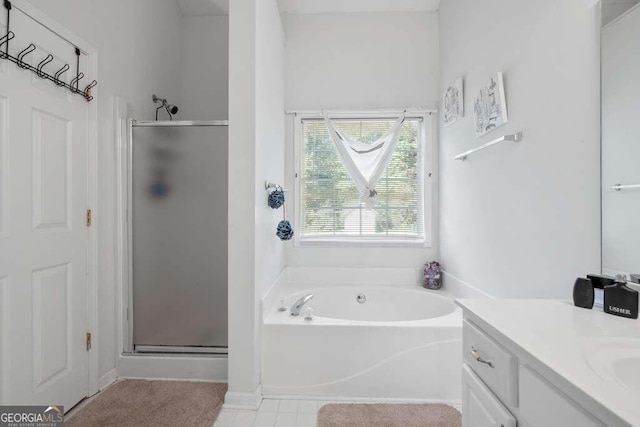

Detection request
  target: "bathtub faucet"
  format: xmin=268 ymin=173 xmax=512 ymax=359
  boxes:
xmin=290 ymin=294 xmax=314 ymax=316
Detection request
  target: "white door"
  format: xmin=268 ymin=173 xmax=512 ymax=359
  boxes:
xmin=0 ymin=7 xmax=91 ymax=410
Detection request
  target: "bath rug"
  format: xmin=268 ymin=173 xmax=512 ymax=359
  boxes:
xmin=317 ymin=403 xmax=461 ymax=427
xmin=65 ymin=379 xmax=227 ymax=427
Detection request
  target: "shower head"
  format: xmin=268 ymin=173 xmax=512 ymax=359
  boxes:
xmin=152 ymin=94 xmax=179 ymax=121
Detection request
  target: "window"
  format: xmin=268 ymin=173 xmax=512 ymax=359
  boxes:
xmin=295 ymin=114 xmax=432 ymax=246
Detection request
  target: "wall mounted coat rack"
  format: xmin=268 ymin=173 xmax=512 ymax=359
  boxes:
xmin=0 ymin=0 xmax=97 ymax=101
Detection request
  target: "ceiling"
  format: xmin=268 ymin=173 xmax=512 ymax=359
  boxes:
xmin=176 ymin=0 xmax=440 ymax=16
xmin=601 ymin=0 xmax=640 ymax=25
xmin=177 ymin=0 xmax=229 ymax=16
xmin=277 ymin=0 xmax=440 ymax=14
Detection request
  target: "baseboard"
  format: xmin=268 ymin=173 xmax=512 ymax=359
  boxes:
xmin=262 ymin=392 xmax=461 ymax=407
xmin=223 ymin=384 xmax=263 ymax=410
xmin=116 ymin=354 xmax=228 ymax=382
xmin=97 ymin=368 xmax=117 ymax=391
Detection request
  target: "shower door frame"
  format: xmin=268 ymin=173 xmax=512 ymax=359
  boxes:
xmin=123 ymin=119 xmax=229 ymax=355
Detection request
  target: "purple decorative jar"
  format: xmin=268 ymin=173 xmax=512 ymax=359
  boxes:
xmin=423 ymin=261 xmax=442 ymax=290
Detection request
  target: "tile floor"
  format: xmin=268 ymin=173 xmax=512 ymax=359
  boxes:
xmin=213 ymin=399 xmax=335 ymax=427
xmin=213 ymin=398 xmax=461 ymax=427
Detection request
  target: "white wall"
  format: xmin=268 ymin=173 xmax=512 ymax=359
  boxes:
xmin=255 ymin=0 xmax=286 ymax=300
xmin=602 ymin=5 xmax=640 ymax=276
xmin=227 ymin=0 xmax=260 ymax=399
xmin=283 ymin=12 xmax=440 ymax=269
xmin=28 ymin=0 xmax=183 ymax=381
xmin=438 ymin=0 xmax=601 ymax=298
xmin=227 ymin=0 xmax=285 ymax=404
xmin=283 ymin=12 xmax=439 ymax=110
xmin=180 ymin=16 xmax=229 ymax=120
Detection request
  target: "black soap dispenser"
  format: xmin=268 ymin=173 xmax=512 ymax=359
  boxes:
xmin=604 ymin=274 xmax=639 ymax=319
xmin=573 ymin=277 xmax=594 ymax=309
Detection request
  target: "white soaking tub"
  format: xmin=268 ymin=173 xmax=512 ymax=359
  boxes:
xmin=262 ymin=281 xmax=462 ymax=403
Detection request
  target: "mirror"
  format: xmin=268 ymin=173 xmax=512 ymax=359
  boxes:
xmin=601 ymin=1 xmax=640 ymax=282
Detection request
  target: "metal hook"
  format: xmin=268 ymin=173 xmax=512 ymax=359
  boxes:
xmin=83 ymin=80 xmax=97 ymax=101
xmin=0 ymin=25 xmax=98 ymax=102
xmin=264 ymin=181 xmax=288 ymax=192
xmin=16 ymin=43 xmax=35 ymax=68
xmin=0 ymin=30 xmax=14 ymax=59
xmin=69 ymin=72 xmax=84 ymax=93
xmin=36 ymin=53 xmax=53 ymax=78
xmin=53 ymin=63 xmax=69 ymax=86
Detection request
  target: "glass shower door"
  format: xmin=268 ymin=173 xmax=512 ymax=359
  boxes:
xmin=130 ymin=122 xmax=228 ymax=352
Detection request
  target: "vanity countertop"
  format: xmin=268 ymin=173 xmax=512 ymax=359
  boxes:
xmin=456 ymin=299 xmax=640 ymax=427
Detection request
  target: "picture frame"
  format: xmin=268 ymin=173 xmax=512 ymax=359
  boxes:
xmin=473 ymin=72 xmax=508 ymax=137
xmin=443 ymin=77 xmax=464 ymax=127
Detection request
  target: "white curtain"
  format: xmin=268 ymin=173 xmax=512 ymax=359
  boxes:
xmin=324 ymin=114 xmax=406 ymax=208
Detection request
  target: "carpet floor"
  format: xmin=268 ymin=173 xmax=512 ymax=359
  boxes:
xmin=66 ymin=379 xmax=227 ymax=427
xmin=317 ymin=403 xmax=462 ymax=427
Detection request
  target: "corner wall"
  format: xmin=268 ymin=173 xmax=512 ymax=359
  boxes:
xmin=227 ymin=0 xmax=285 ymax=405
xmin=227 ymin=0 xmax=260 ymax=400
xmin=438 ymin=0 xmax=601 ymax=298
xmin=256 ymin=0 xmax=286 ymax=300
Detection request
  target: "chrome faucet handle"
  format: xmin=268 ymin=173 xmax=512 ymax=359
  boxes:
xmin=304 ymin=306 xmax=314 ymax=321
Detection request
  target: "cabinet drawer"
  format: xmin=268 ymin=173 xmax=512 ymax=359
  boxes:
xmin=519 ymin=365 xmax=604 ymax=427
xmin=462 ymin=364 xmax=516 ymax=427
xmin=463 ymin=320 xmax=518 ymax=407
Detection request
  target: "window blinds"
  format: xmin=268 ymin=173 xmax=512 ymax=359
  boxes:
xmin=301 ymin=117 xmax=425 ymax=240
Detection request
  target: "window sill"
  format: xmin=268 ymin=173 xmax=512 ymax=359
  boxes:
xmin=295 ymin=238 xmax=431 ymax=249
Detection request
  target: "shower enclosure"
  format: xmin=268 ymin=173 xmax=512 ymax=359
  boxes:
xmin=128 ymin=120 xmax=228 ymax=354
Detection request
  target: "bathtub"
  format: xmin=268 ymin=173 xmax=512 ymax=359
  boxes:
xmin=262 ymin=278 xmax=463 ymax=403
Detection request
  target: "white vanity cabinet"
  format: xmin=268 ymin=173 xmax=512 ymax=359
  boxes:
xmin=518 ymin=365 xmax=604 ymax=427
xmin=462 ymin=364 xmax=516 ymax=427
xmin=461 ymin=316 xmax=609 ymax=427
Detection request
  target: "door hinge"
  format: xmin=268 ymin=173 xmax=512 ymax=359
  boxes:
xmin=86 ymin=332 xmax=92 ymax=351
xmin=86 ymin=209 xmax=92 ymax=227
